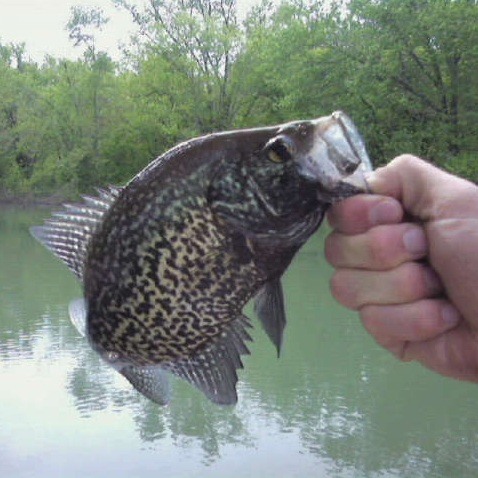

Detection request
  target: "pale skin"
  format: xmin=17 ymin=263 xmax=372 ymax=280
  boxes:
xmin=325 ymin=154 xmax=478 ymax=382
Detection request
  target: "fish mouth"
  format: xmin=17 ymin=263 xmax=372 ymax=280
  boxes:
xmin=297 ymin=111 xmax=373 ymax=198
xmin=325 ymin=160 xmax=372 ymax=203
xmin=317 ymin=168 xmax=371 ymax=204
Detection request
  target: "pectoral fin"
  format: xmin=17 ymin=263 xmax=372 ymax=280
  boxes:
xmin=254 ymin=279 xmax=286 ymax=357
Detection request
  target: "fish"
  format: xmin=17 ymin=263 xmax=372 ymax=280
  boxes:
xmin=31 ymin=111 xmax=372 ymax=406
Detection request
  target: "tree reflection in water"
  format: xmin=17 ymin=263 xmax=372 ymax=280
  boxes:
xmin=2 ymin=208 xmax=478 ymax=477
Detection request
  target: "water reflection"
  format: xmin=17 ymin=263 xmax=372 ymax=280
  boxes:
xmin=2 ymin=207 xmax=478 ymax=477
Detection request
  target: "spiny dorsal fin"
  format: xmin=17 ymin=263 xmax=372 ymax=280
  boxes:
xmin=30 ymin=186 xmax=121 ymax=280
xmin=167 ymin=315 xmax=253 ymax=405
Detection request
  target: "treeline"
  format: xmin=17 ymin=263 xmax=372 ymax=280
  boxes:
xmin=1 ymin=0 xmax=477 ymax=199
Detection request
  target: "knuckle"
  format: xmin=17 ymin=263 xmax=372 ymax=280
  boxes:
xmin=327 ymin=200 xmax=351 ymax=230
xmin=360 ymin=306 xmax=379 ymax=335
xmin=367 ymin=228 xmax=395 ymax=268
xmin=325 ymin=208 xmax=340 ymax=229
xmin=409 ymin=315 xmax=433 ymax=338
xmin=396 ymin=262 xmax=426 ymax=299
xmin=407 ymin=300 xmax=448 ymax=339
xmin=360 ymin=307 xmax=401 ymax=351
xmin=390 ymin=154 xmax=419 ymax=169
xmin=330 ymin=271 xmax=359 ymax=309
xmin=329 ymin=271 xmax=346 ymax=302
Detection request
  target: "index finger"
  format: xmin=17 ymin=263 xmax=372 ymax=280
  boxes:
xmin=368 ymin=155 xmax=478 ymax=221
xmin=327 ymin=194 xmax=404 ymax=235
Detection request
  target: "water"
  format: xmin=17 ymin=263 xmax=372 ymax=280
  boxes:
xmin=1 ymin=207 xmax=478 ymax=478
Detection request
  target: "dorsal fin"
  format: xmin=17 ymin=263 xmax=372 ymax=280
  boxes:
xmin=30 ymin=186 xmax=121 ymax=280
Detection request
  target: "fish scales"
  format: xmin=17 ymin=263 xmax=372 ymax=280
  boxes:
xmin=85 ymin=165 xmax=265 ymax=365
xmin=31 ymin=112 xmax=373 ymax=405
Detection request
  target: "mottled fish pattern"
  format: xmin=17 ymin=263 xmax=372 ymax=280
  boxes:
xmin=31 ymin=111 xmax=372 ymax=405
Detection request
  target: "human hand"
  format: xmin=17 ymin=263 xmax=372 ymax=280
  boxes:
xmin=325 ymin=154 xmax=478 ymax=382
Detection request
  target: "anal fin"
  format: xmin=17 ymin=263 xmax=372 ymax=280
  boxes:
xmin=254 ymin=279 xmax=286 ymax=357
xmin=167 ymin=315 xmax=252 ymax=405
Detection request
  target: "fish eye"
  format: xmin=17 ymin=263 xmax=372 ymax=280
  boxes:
xmin=264 ymin=135 xmax=295 ymax=163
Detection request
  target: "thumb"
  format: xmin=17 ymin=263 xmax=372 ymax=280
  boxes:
xmin=367 ymin=155 xmax=478 ymax=221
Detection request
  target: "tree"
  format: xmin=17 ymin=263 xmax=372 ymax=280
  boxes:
xmin=2 ymin=0 xmax=478 ymax=199
xmin=0 ymin=42 xmax=41 ymax=195
xmin=66 ymin=6 xmax=109 ymax=61
xmin=234 ymin=1 xmax=356 ymax=126
xmin=114 ymin=0 xmax=243 ymax=131
xmin=329 ymin=0 xmax=478 ymax=163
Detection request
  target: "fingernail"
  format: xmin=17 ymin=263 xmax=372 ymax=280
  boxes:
xmin=441 ymin=304 xmax=461 ymax=327
xmin=369 ymin=200 xmax=402 ymax=225
xmin=403 ymin=228 xmax=427 ymax=256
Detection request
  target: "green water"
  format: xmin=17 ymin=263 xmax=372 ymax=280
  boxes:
xmin=1 ymin=207 xmax=477 ymax=477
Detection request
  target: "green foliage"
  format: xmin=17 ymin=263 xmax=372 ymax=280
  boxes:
xmin=1 ymin=0 xmax=478 ymax=200
xmin=67 ymin=6 xmax=109 ymax=48
xmin=440 ymin=153 xmax=478 ymax=183
xmin=332 ymin=0 xmax=478 ymax=163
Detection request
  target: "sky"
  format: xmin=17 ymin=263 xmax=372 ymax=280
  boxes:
xmin=0 ymin=0 xmax=262 ymax=63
